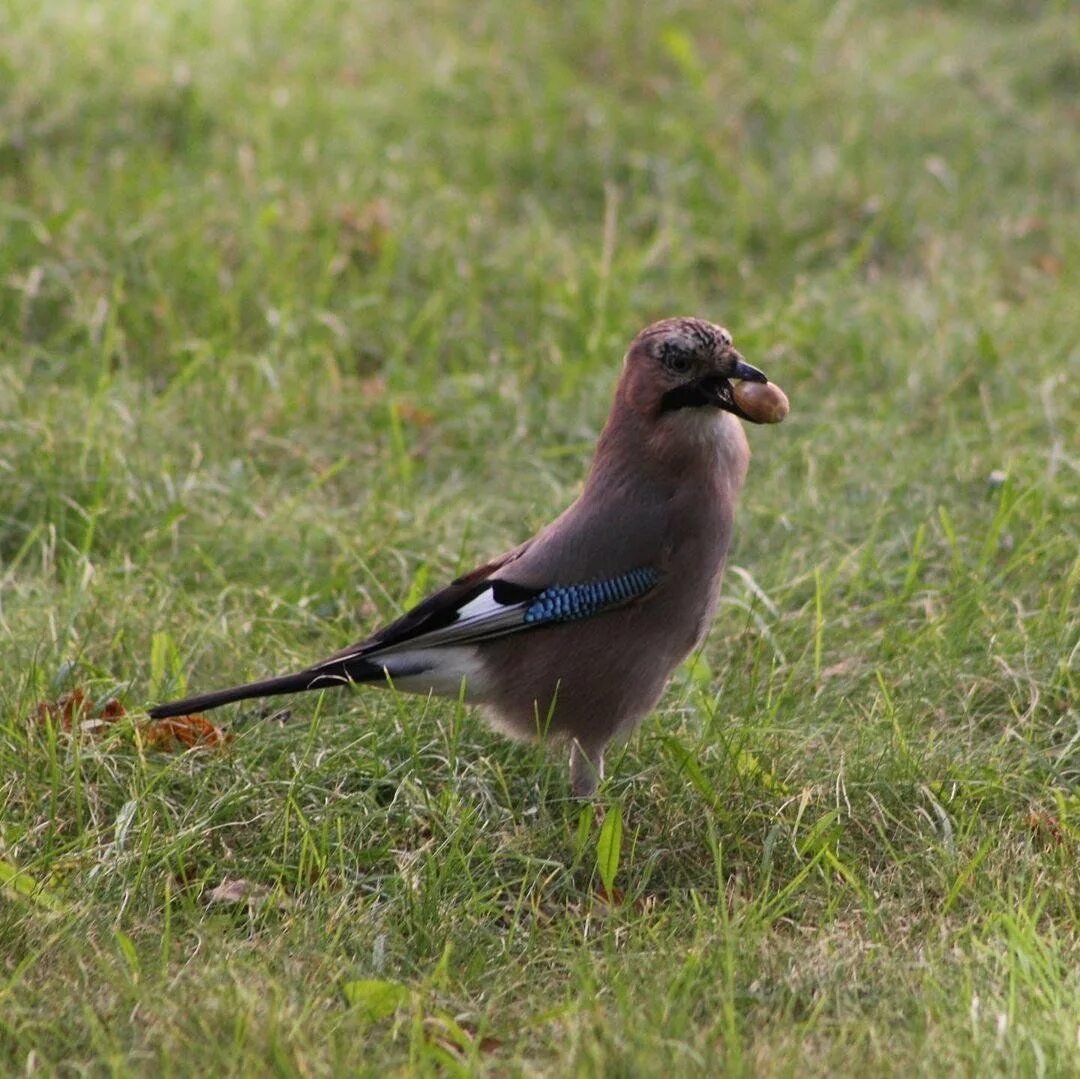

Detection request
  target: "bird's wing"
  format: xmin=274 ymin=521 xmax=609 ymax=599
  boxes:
xmin=310 ymin=542 xmax=660 ymax=672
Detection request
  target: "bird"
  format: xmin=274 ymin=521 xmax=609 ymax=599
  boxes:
xmin=149 ymin=317 xmax=778 ymax=796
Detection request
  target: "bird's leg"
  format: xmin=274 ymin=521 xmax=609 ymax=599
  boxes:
xmin=569 ymin=740 xmax=604 ymax=798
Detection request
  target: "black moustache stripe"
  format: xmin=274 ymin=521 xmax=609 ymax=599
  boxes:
xmin=659 ymin=380 xmax=717 ymax=413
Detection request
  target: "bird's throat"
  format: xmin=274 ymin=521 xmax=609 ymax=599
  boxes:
xmin=658 ymin=380 xmax=719 ymax=414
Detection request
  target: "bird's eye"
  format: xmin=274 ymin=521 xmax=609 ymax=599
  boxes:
xmin=660 ymin=344 xmax=692 ymax=374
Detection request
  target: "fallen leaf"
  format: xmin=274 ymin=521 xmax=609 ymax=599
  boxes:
xmin=820 ymin=658 xmax=858 ymax=682
xmin=140 ymin=713 xmax=232 ymax=751
xmin=394 ymin=400 xmax=436 ymax=427
xmin=33 ymin=688 xmax=88 ymax=730
xmin=592 ymin=885 xmax=658 ymax=918
xmin=33 ymin=689 xmax=126 ymax=734
xmin=342 ymin=978 xmax=409 ymax=1021
xmin=1034 ymin=253 xmax=1063 ymax=276
xmin=359 ymin=375 xmax=388 ymax=402
xmin=101 ymin=699 xmax=127 ymax=720
xmin=1027 ymin=808 xmax=1064 ymax=846
xmin=0 ymin=858 xmax=67 ymax=913
xmin=1009 ymin=215 xmax=1046 ymax=238
xmin=336 ymin=198 xmax=392 ymax=261
xmin=207 ymin=877 xmax=271 ymax=906
xmin=456 ymin=1020 xmax=502 ymax=1055
xmin=423 ymin=1015 xmax=502 ymax=1059
xmin=591 ymin=885 xmax=624 ymax=918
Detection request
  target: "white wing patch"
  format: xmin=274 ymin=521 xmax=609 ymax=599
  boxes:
xmin=453 ymin=589 xmax=509 ymax=622
xmin=374 ymin=584 xmax=527 ymax=655
xmin=310 ymin=583 xmax=530 ymax=672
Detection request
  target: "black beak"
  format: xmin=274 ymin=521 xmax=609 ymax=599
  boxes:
xmin=730 ymin=356 xmax=767 ymax=384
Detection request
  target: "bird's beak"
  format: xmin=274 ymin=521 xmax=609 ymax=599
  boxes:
xmin=729 ymin=354 xmax=768 ymax=384
xmin=703 ymin=352 xmax=769 ymax=420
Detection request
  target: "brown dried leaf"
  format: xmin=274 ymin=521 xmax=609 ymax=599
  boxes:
xmin=592 ymin=885 xmax=659 ymax=917
xmin=33 ymin=689 xmax=126 ymax=734
xmin=1034 ymin=253 xmax=1063 ymax=276
xmin=33 ymin=688 xmax=88 ymax=730
xmin=140 ymin=713 xmax=232 ymax=751
xmin=422 ymin=1016 xmax=502 ymax=1059
xmin=394 ymin=400 xmax=436 ymax=427
xmin=101 ymin=699 xmax=127 ymax=721
xmin=207 ymin=878 xmax=270 ymax=906
xmin=1027 ymin=808 xmax=1064 ymax=846
xmin=359 ymin=375 xmax=387 ymax=402
xmin=456 ymin=1020 xmax=503 ymax=1055
xmin=594 ymin=884 xmax=625 ymax=910
xmin=820 ymin=659 xmax=858 ymax=682
xmin=336 ymin=198 xmax=392 ymax=259
xmin=1010 ymin=215 xmax=1047 ymax=238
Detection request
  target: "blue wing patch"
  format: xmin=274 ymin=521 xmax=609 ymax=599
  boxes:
xmin=523 ymin=567 xmax=660 ymax=625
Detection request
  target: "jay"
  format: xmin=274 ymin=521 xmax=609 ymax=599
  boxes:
xmin=149 ymin=317 xmax=781 ymax=796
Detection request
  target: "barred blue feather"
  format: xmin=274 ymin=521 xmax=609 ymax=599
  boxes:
xmin=523 ymin=567 xmax=660 ymax=625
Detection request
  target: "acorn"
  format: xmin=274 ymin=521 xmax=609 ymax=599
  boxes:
xmin=732 ymin=380 xmax=790 ymax=424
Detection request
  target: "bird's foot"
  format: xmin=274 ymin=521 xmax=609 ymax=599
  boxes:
xmin=569 ymin=740 xmax=604 ymax=798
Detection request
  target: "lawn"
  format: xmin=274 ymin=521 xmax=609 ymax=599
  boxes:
xmin=1 ymin=0 xmax=1077 ymax=1074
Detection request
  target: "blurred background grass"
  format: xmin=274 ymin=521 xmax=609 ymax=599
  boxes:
xmin=1 ymin=1 xmax=1077 ymax=1074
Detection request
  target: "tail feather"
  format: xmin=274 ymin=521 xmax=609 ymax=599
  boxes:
xmin=147 ymin=657 xmax=382 ymax=720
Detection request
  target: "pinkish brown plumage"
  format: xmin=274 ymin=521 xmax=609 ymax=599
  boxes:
xmin=149 ymin=317 xmax=783 ymax=796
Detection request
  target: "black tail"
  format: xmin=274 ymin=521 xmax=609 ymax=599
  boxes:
xmin=147 ymin=658 xmax=382 ymax=720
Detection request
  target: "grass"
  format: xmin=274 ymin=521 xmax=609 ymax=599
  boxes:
xmin=1 ymin=0 xmax=1077 ymax=1073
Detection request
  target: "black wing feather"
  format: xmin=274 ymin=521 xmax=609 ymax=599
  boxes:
xmin=316 ymin=548 xmax=539 ymax=665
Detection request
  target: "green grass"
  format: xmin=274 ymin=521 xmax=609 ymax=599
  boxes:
xmin=2 ymin=0 xmax=1078 ymax=1073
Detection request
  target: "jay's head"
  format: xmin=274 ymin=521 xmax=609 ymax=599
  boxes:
xmin=620 ymin=317 xmax=769 ymax=423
